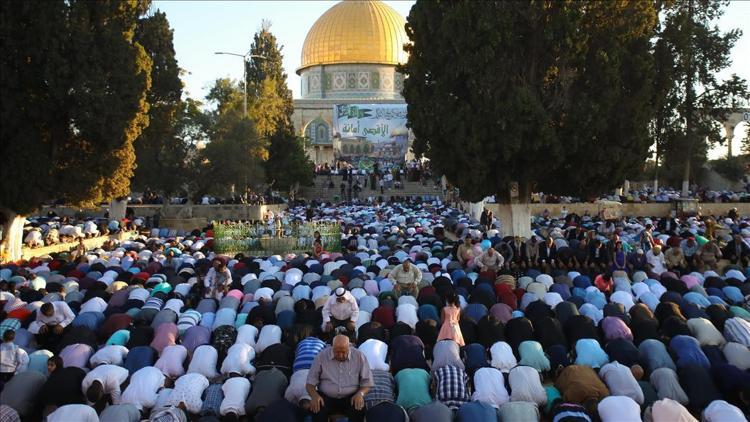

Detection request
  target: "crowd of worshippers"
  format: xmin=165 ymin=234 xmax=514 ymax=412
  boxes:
xmin=460 ymin=208 xmax=750 ymax=275
xmin=22 ymin=216 xmax=139 ymax=249
xmin=0 ymin=202 xmax=750 ymax=422
xmin=485 ymin=187 xmax=750 ymax=205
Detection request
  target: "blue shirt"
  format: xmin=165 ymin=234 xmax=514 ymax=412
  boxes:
xmin=293 ymin=337 xmax=326 ymax=372
xmin=670 ymin=335 xmax=710 ymax=369
xmin=457 ymin=401 xmax=498 ymax=421
xmin=123 ymin=346 xmax=155 ymax=374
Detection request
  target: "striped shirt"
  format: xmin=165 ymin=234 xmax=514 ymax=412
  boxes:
xmin=142 ymin=297 xmax=164 ymax=311
xmin=724 ymin=317 xmax=750 ymax=347
xmin=177 ymin=310 xmax=201 ymax=333
xmin=364 ymin=369 xmax=395 ymax=410
xmin=294 ymin=337 xmax=326 ymax=372
xmin=433 ymin=365 xmax=470 ymax=410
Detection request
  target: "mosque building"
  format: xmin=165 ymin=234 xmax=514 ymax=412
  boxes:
xmin=291 ymin=0 xmax=412 ymax=167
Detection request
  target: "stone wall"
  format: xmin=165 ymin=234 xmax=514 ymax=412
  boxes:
xmin=40 ymin=204 xmax=288 ymax=227
xmin=485 ymin=202 xmax=750 ymax=218
xmin=21 ymin=231 xmax=138 ymax=260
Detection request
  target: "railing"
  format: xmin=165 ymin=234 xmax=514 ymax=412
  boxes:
xmin=212 ymin=221 xmax=341 ymax=256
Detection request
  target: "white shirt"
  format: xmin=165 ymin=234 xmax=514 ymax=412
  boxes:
xmin=121 ymin=366 xmax=166 ymax=410
xmin=128 ymin=288 xmax=150 ymax=302
xmin=81 ymin=364 xmax=129 ymax=404
xmin=235 ymin=325 xmax=258 ymax=348
xmin=646 ymin=250 xmax=667 ymax=275
xmin=166 ymin=373 xmax=209 ymax=414
xmin=255 ymin=325 xmax=282 ymax=354
xmin=687 ymin=318 xmax=726 ymax=347
xmin=599 ymin=362 xmax=644 ymax=405
xmin=155 ymin=345 xmax=188 ymax=378
xmin=28 ymin=301 xmax=75 ymax=334
xmin=703 ymin=400 xmax=747 ymax=422
xmin=89 ymin=345 xmax=128 ymax=367
xmin=722 ymin=342 xmax=750 ymax=370
xmin=47 ymin=404 xmax=99 ymax=422
xmin=508 ymin=366 xmax=546 ymax=406
xmin=396 ymin=304 xmax=418 ymax=329
xmin=84 ymin=221 xmax=99 ymax=234
xmin=221 ymin=377 xmax=252 ymax=416
xmin=80 ymin=297 xmax=108 ymax=314
xmin=597 ymin=396 xmax=641 ymax=422
xmin=187 ymin=345 xmax=219 ymax=379
xmin=358 ymin=339 xmax=389 ymax=371
xmin=221 ymin=343 xmax=256 ymax=376
xmin=322 ymin=292 xmax=359 ymax=323
xmin=472 ymin=367 xmax=509 ymax=408
xmin=0 ymin=342 xmax=28 ymax=374
xmin=490 ymin=342 xmax=517 ymax=373
xmin=285 ymin=369 xmax=312 ymax=405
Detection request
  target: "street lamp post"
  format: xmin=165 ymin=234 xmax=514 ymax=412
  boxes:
xmin=214 ymin=51 xmax=267 ymax=201
xmin=214 ymin=50 xmax=267 ymax=117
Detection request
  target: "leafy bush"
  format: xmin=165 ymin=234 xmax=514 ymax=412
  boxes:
xmin=710 ymin=157 xmax=747 ymax=182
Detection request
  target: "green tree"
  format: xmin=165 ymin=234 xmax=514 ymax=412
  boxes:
xmin=246 ymin=20 xmax=312 ymax=194
xmin=197 ymin=78 xmax=268 ymax=197
xmin=400 ymin=1 xmax=656 ymax=234
xmin=656 ymin=0 xmax=749 ymax=194
xmin=649 ymin=18 xmax=682 ymax=191
xmin=743 ymin=123 xmax=750 ymax=155
xmin=132 ymin=10 xmax=187 ymax=198
xmin=0 ymin=0 xmax=152 ymax=261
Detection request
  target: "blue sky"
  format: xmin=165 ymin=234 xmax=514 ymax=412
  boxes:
xmin=154 ymin=0 xmax=749 ymax=157
xmin=152 ymin=1 xmax=415 ymax=100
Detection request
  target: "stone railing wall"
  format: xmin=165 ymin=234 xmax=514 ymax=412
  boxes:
xmin=21 ymin=231 xmax=138 ymax=260
xmin=38 ymin=204 xmax=289 ymax=232
xmin=504 ymin=202 xmax=750 ymax=218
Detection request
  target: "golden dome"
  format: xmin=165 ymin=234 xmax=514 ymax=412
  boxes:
xmin=297 ymin=0 xmax=408 ymax=74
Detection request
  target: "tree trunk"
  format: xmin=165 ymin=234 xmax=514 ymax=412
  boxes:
xmin=654 ymin=144 xmax=659 ymax=192
xmin=491 ymin=180 xmax=532 ymax=238
xmin=492 ymin=202 xmax=532 ymax=238
xmin=681 ymin=0 xmax=695 ymax=199
xmin=109 ymin=198 xmax=127 ymax=221
xmin=0 ymin=208 xmax=25 ymax=263
xmin=463 ymin=200 xmax=485 ymax=221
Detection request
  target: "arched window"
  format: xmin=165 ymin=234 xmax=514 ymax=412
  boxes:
xmin=316 ymin=124 xmax=328 ymax=143
xmin=305 ymin=118 xmax=329 ymax=144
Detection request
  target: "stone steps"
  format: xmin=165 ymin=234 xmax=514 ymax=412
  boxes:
xmin=302 ymin=176 xmax=443 ymax=201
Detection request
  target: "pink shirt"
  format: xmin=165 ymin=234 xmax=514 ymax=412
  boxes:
xmin=60 ymin=343 xmax=94 ymax=369
xmin=151 ymin=323 xmax=178 ymax=355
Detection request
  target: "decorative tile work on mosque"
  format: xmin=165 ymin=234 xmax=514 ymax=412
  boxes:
xmin=371 ymin=71 xmax=380 ymax=89
xmin=358 ymin=72 xmax=370 ymax=89
xmin=310 ymin=73 xmax=321 ymax=91
xmin=333 ymin=72 xmax=346 ymax=90
xmin=299 ymin=64 xmax=404 ymax=99
xmin=381 ymin=71 xmax=393 ymax=90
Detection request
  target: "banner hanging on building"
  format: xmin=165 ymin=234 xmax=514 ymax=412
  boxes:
xmin=332 ymin=104 xmax=409 ymax=163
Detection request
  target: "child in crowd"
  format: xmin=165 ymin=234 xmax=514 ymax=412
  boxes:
xmin=0 ymin=330 xmax=29 ymax=383
xmin=437 ymin=292 xmax=465 ymax=347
